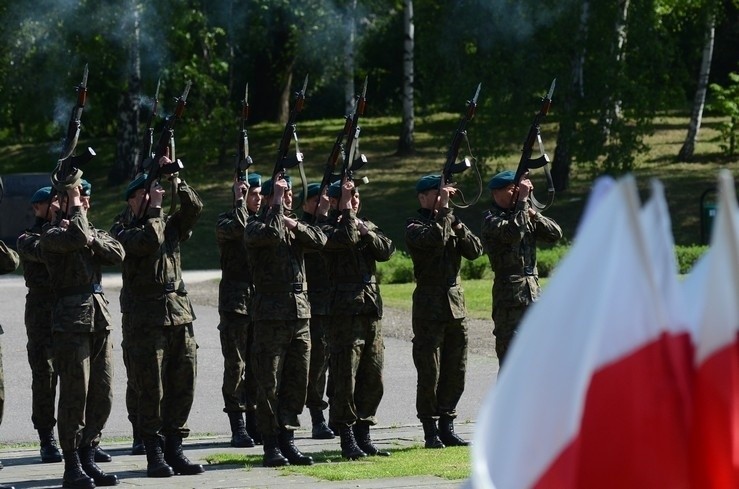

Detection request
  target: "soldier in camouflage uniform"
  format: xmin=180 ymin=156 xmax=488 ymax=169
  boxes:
xmin=110 ymin=158 xmax=204 ymax=478
xmin=480 ymin=170 xmax=562 ymax=367
xmin=0 ymin=239 xmax=20 ymax=489
xmin=299 ymin=183 xmax=334 ymax=440
xmin=16 ymin=187 xmax=63 ymax=464
xmin=244 ymin=176 xmax=326 ymax=468
xmin=40 ymin=176 xmax=124 ymax=489
xmin=405 ymin=175 xmax=483 ymax=448
xmin=215 ymin=172 xmax=262 ymax=448
xmin=322 ymin=179 xmax=395 ymax=460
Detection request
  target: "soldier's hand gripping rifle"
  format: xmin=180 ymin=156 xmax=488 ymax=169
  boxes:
xmin=513 ymin=78 xmax=556 ymax=211
xmin=312 ymin=77 xmax=369 ymax=218
xmin=270 ymin=75 xmax=309 ymax=209
xmin=51 ymin=64 xmax=96 ymax=219
xmin=235 ymin=83 xmax=253 ymax=202
xmin=436 ymin=82 xmax=482 ymax=210
xmin=137 ymin=80 xmax=191 ymax=219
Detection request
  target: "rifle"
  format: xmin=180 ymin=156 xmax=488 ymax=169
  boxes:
xmin=513 ymin=78 xmax=556 ymax=211
xmin=51 ymin=64 xmax=96 ymax=219
xmin=269 ymin=75 xmax=309 ymax=208
xmin=133 ymin=77 xmax=161 ymax=179
xmin=235 ymin=82 xmax=253 ymax=200
xmin=437 ymin=82 xmax=482 ymax=209
xmin=313 ymin=77 xmax=369 ymax=217
xmin=137 ymin=80 xmax=191 ymax=219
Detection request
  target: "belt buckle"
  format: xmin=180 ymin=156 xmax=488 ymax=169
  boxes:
xmin=164 ymin=282 xmax=176 ymax=293
xmin=523 ymin=266 xmax=534 ymax=276
xmin=293 ymin=283 xmax=303 ymax=293
xmin=362 ymin=274 xmax=372 ymax=284
xmin=92 ymin=284 xmax=103 ymax=294
xmin=446 ymin=278 xmax=456 ymax=287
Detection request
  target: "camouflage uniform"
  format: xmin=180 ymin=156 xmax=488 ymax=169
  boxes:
xmin=17 ymin=218 xmax=58 ymax=433
xmin=110 ymin=181 xmax=202 ymax=441
xmin=481 ymin=201 xmax=562 ymax=365
xmin=39 ymin=207 xmax=124 ymax=453
xmin=215 ymin=199 xmax=258 ymax=418
xmin=243 ymin=201 xmax=326 ymax=437
xmin=0 ymin=241 xmax=20 ymax=427
xmin=322 ymin=209 xmax=395 ymax=429
xmin=405 ymin=207 xmax=482 ymax=421
xmin=301 ymin=211 xmax=332 ymax=416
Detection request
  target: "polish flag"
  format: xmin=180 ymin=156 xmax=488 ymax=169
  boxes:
xmin=471 ymin=176 xmax=692 ymax=489
xmin=681 ymin=169 xmax=739 ymax=489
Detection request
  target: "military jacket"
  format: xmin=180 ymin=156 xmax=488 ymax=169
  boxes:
xmin=301 ymin=211 xmax=331 ymax=316
xmin=0 ymin=240 xmax=19 ymax=334
xmin=215 ymin=199 xmax=254 ymax=315
xmin=40 ymin=207 xmax=125 ymax=333
xmin=322 ymin=209 xmax=395 ymax=318
xmin=111 ymin=181 xmax=202 ymax=326
xmin=405 ymin=207 xmax=483 ymax=320
xmin=244 ymin=202 xmax=327 ymax=321
xmin=481 ymin=200 xmax=562 ymax=307
xmin=17 ymin=217 xmax=52 ymax=292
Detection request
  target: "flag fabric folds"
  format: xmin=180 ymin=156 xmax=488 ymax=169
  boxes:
xmin=469 ymin=171 xmax=736 ymax=489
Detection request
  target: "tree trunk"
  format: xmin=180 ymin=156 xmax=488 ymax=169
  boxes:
xmin=344 ymin=0 xmax=357 ymax=115
xmin=109 ymin=0 xmax=141 ymax=184
xmin=677 ymin=10 xmax=715 ymax=161
xmin=599 ymin=0 xmax=629 ymax=140
xmin=397 ymin=0 xmax=415 ymax=156
xmin=552 ymin=0 xmax=589 ymax=192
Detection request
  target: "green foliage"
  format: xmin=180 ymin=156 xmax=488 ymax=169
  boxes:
xmin=376 ymin=251 xmax=414 ymax=284
xmin=536 ymin=244 xmax=570 ymax=278
xmin=461 ymin=256 xmax=491 ymax=280
xmin=708 ymin=72 xmax=739 ymax=156
xmin=675 ymin=244 xmax=708 ymax=274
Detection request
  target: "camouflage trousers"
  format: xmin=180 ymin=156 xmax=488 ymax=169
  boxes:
xmin=412 ymin=318 xmax=467 ymax=420
xmin=128 ymin=322 xmax=198 ymax=438
xmin=120 ymin=313 xmax=137 ymax=427
xmin=24 ymin=294 xmax=57 ymax=430
xmin=218 ymin=311 xmax=258 ymax=413
xmin=492 ymin=304 xmax=527 ymax=367
xmin=306 ymin=315 xmax=330 ymax=411
xmin=52 ymin=329 xmax=114 ymax=452
xmin=327 ymin=314 xmax=384 ymax=428
xmin=251 ymin=319 xmax=310 ymax=436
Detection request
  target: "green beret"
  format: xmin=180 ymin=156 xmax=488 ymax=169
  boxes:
xmin=31 ymin=186 xmax=53 ymax=204
xmin=247 ymin=172 xmax=262 ymax=188
xmin=302 ymin=182 xmax=321 ymax=200
xmin=488 ymin=170 xmax=515 ymax=190
xmin=416 ymin=174 xmax=441 ymax=193
xmin=80 ymin=179 xmax=91 ymax=196
xmin=327 ymin=180 xmax=341 ymax=199
xmin=125 ymin=173 xmax=148 ymax=201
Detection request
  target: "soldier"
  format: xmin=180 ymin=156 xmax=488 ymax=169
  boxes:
xmin=480 ymin=170 xmax=562 ymax=367
xmin=215 ymin=172 xmax=262 ymax=447
xmin=322 ymin=179 xmax=395 ymax=459
xmin=40 ymin=174 xmax=124 ymax=489
xmin=16 ymin=187 xmax=62 ymax=464
xmin=244 ymin=176 xmax=327 ymax=467
xmin=300 ymin=183 xmax=334 ymax=440
xmin=110 ymin=157 xmax=204 ymax=478
xmin=0 ymin=239 xmax=19 ymax=489
xmin=405 ymin=175 xmax=483 ymax=448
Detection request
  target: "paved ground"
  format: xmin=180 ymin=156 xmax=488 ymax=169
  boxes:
xmin=0 ymin=271 xmax=499 ymax=488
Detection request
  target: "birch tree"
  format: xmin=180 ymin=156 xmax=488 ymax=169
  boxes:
xmin=397 ymin=0 xmax=414 ymax=155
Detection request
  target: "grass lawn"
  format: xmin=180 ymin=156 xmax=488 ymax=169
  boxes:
xmin=204 ymin=445 xmax=470 ymax=481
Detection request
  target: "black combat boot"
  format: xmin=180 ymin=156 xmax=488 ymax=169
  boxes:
xmin=309 ymin=408 xmax=335 ymax=439
xmin=438 ymin=415 xmax=469 ymax=446
xmin=353 ymin=422 xmax=390 ymax=456
xmin=262 ymin=435 xmax=289 ymax=467
xmin=93 ymin=446 xmax=111 ymax=463
xmin=79 ymin=445 xmax=118 ymax=486
xmin=228 ymin=412 xmax=255 ymax=448
xmin=338 ymin=426 xmax=367 ymax=460
xmin=38 ymin=428 xmax=63 ymax=463
xmin=62 ymin=450 xmax=95 ymax=489
xmin=144 ymin=436 xmax=174 ymax=478
xmin=277 ymin=429 xmax=313 ymax=465
xmin=244 ymin=410 xmax=262 ymax=445
xmin=421 ymin=419 xmax=445 ymax=449
xmin=163 ymin=435 xmax=204 ymax=475
xmin=130 ymin=423 xmax=145 ymax=456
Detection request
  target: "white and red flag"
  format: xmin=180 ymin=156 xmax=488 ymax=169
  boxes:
xmin=471 ymin=175 xmax=693 ymax=489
